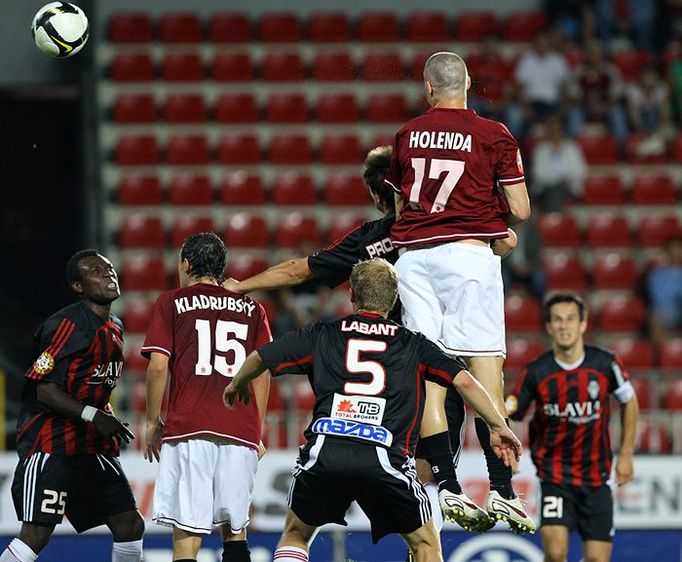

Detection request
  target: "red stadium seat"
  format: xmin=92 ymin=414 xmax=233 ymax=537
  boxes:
xmin=543 ymin=254 xmax=587 ymax=290
xmin=113 ymin=94 xmax=156 ymax=123
xmin=585 ymin=213 xmax=631 ymax=247
xmin=660 ymin=339 xmax=682 ymax=369
xmin=366 ymin=93 xmax=408 ymax=123
xmin=371 ymin=134 xmax=395 ymax=149
xmin=117 ymin=176 xmax=163 ymax=206
xmin=316 ymin=94 xmax=359 ymax=123
xmin=577 ymin=133 xmax=619 ymax=165
xmin=609 ymin=339 xmax=654 ymax=370
xmin=125 ymin=349 xmax=149 ymax=374
xmin=276 ymin=214 xmax=321 ymax=247
xmin=637 ymin=215 xmax=680 ymax=247
xmin=108 ymin=13 xmax=152 ymax=43
xmin=505 ymin=340 xmax=546 ymax=370
xmin=209 ymin=13 xmax=251 ymax=43
xmin=161 ymin=52 xmax=204 ymax=81
xmin=227 ymin=256 xmax=268 ymax=280
xmin=111 ymin=53 xmax=154 ymax=81
xmin=628 ymin=378 xmax=652 ymax=409
xmin=266 ymin=379 xmax=286 ymax=412
xmin=166 ymin=135 xmax=209 ymax=165
xmin=163 ymin=94 xmax=207 ymax=123
xmin=612 ymin=50 xmax=653 ymax=82
xmin=455 ymin=12 xmax=498 ymax=42
xmin=663 ymin=380 xmax=682 ymax=410
xmin=215 ymin=94 xmax=258 ymax=123
xmin=171 ymin=216 xmax=215 ymax=247
xmin=503 ymin=12 xmax=548 ymax=41
xmin=411 ymin=52 xmax=432 ymax=81
xmin=123 ymin=300 xmax=154 ymax=334
xmin=258 ymin=13 xmax=300 ymax=42
xmin=593 ymin=253 xmax=638 ymax=289
xmin=323 ymin=175 xmax=368 ymax=205
xmin=262 ymin=52 xmax=305 ymax=81
xmin=362 ymin=53 xmax=404 ymax=81
xmin=672 ymin=135 xmax=682 ymax=163
xmin=358 ymin=12 xmax=400 ymax=42
xmin=407 ymin=12 xmax=448 ymax=42
xmin=119 ymin=215 xmax=164 ymax=249
xmin=328 ymin=213 xmax=366 ymax=243
xmin=631 ymin=175 xmax=677 ymax=205
xmin=212 ymin=53 xmax=254 ymax=81
xmin=293 ymin=380 xmax=316 ymax=412
xmin=115 ymin=135 xmax=160 ymax=165
xmin=320 ymin=135 xmax=363 ymax=164
xmin=272 ymin=173 xmax=316 ymax=205
xmin=308 ymin=13 xmax=350 ymax=42
xmin=598 ymin=296 xmax=646 ymax=332
xmin=266 ymin=93 xmax=308 ymax=123
xmin=218 ymin=135 xmax=260 ymax=164
xmin=169 ymin=174 xmax=213 ymax=206
xmin=505 ymin=295 xmax=543 ymax=333
xmin=224 ymin=214 xmax=269 ymax=248
xmin=637 ymin=423 xmax=672 ymax=453
xmin=537 ymin=213 xmax=580 ymax=248
xmin=312 ymin=52 xmax=355 ymax=81
xmin=122 ymin=256 xmax=167 ymax=291
xmin=220 ymin=172 xmax=265 ymax=205
xmin=158 ymin=13 xmax=201 ymax=43
xmin=270 ymin=135 xmax=312 ymax=165
xmin=581 ymin=175 xmax=625 ymax=205
xmin=625 ymin=133 xmax=667 ymax=164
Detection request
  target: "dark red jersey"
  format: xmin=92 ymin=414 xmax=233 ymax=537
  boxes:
xmin=385 ymin=108 xmax=524 ymax=247
xmin=508 ymin=345 xmax=635 ymax=487
xmin=142 ymin=283 xmax=271 ymax=450
xmin=17 ymin=302 xmax=125 ymax=457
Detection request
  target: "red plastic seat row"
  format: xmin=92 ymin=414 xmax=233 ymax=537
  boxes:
xmin=610 ymin=338 xmax=682 ymax=370
xmin=582 ymin=175 xmax=678 ymax=205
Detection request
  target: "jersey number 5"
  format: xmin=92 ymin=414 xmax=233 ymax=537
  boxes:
xmin=344 ymin=339 xmax=387 ymax=396
xmin=194 ymin=319 xmax=248 ymax=377
xmin=409 ymin=157 xmax=465 ymax=213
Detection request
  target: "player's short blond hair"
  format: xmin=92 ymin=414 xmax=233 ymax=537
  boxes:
xmin=350 ymin=258 xmax=398 ymax=313
xmin=423 ymin=51 xmax=468 ymax=99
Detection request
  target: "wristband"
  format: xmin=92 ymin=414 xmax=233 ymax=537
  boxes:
xmin=81 ymin=405 xmax=98 ymax=422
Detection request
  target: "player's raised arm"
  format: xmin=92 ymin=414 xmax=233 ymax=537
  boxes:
xmin=224 ymin=257 xmax=313 ymax=294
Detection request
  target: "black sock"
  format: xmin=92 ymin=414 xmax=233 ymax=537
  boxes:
xmin=445 ymin=387 xmax=466 ymax=468
xmin=174 ymin=559 xmax=197 ymax=562
xmin=222 ymin=540 xmax=251 ymax=562
xmin=418 ymin=431 xmax=462 ymax=494
xmin=474 ymin=417 xmax=514 ymax=499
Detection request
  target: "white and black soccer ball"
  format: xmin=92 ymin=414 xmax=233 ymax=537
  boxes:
xmin=31 ymin=2 xmax=89 ymax=59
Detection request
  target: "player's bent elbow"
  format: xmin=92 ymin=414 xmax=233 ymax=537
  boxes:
xmin=286 ymin=258 xmax=312 ymax=284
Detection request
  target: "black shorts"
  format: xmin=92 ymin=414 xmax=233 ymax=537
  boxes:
xmin=289 ymin=436 xmax=431 ymax=544
xmin=540 ymin=481 xmax=614 ymax=542
xmin=415 ymin=386 xmax=465 ymax=464
xmin=11 ymin=452 xmax=137 ymax=533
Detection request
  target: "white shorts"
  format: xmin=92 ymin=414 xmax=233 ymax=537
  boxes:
xmin=153 ymin=438 xmax=258 ymax=534
xmin=395 ymin=242 xmax=506 ymax=357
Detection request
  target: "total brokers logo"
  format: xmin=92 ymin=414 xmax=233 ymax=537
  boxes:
xmin=448 ymin=534 xmax=543 ymax=562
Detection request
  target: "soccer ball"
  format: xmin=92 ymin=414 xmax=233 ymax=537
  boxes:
xmin=31 ymin=2 xmax=89 ymax=59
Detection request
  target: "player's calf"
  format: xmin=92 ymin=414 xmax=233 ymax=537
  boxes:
xmin=0 ymin=523 xmax=53 ymax=562
xmin=403 ymin=520 xmax=444 ymax=562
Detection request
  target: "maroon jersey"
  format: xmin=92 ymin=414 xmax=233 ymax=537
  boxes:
xmin=508 ymin=345 xmax=635 ymax=487
xmin=17 ymin=302 xmax=124 ymax=457
xmin=142 ymin=283 xmax=272 ymax=450
xmin=385 ymin=108 xmax=524 ymax=247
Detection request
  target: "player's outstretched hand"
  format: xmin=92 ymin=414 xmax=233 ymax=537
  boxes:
xmin=93 ymin=410 xmax=135 ymax=444
xmin=223 ymin=380 xmax=251 ymax=408
xmin=144 ymin=419 xmax=164 ymax=463
xmin=489 ymin=424 xmax=522 ymax=467
xmin=222 ymin=278 xmax=242 ymax=294
xmin=615 ymin=452 xmax=634 ymax=486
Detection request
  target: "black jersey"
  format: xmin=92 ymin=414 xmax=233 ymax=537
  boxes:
xmin=258 ymin=312 xmax=466 ymax=457
xmin=16 ymin=302 xmax=125 ymax=457
xmin=508 ymin=345 xmax=635 ymax=487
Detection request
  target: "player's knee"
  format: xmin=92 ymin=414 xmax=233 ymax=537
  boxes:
xmin=543 ymin=544 xmax=568 ymax=562
xmin=110 ymin=510 xmax=145 ymax=541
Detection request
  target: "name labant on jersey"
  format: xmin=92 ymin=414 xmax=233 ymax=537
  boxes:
xmin=544 ymin=400 xmax=601 ymax=424
xmin=88 ymin=361 xmax=123 ymax=386
xmin=365 ymin=237 xmax=394 ymax=259
xmin=174 ymin=294 xmax=256 ymax=317
xmin=409 ymin=130 xmax=472 ymax=152
xmin=341 ymin=320 xmax=398 ymax=336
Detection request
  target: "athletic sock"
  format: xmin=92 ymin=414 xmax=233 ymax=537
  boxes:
xmin=424 ymin=482 xmax=444 ymax=532
xmin=173 ymin=559 xmax=196 ymax=562
xmin=474 ymin=417 xmax=514 ymax=499
xmin=273 ymin=546 xmax=308 ymax=562
xmin=222 ymin=540 xmax=251 ymax=562
xmin=418 ymin=431 xmax=462 ymax=494
xmin=112 ymin=539 xmax=143 ymax=562
xmin=0 ymin=539 xmax=38 ymax=562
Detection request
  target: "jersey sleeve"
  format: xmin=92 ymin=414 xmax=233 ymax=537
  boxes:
xmin=418 ymin=337 xmax=466 ymax=387
xmin=258 ymin=324 xmax=316 ymax=377
xmin=507 ymin=367 xmax=534 ymax=420
xmin=254 ymin=302 xmax=273 ymax=348
xmin=608 ymin=354 xmax=635 ymax=404
xmin=384 ymin=134 xmax=402 ymax=194
xmin=307 ymin=225 xmax=365 ymax=288
xmin=26 ymin=316 xmax=84 ymax=383
xmin=492 ymin=125 xmax=525 ymax=187
xmin=141 ymin=293 xmax=174 ymax=358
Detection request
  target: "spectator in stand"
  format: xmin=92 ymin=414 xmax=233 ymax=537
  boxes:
xmin=467 ymin=36 xmax=514 ymax=122
xmin=594 ymin=0 xmax=656 ymax=51
xmin=647 ymin=238 xmax=682 ymax=345
xmin=626 ymin=66 xmax=672 ymax=136
xmin=531 ymin=117 xmax=587 ymax=212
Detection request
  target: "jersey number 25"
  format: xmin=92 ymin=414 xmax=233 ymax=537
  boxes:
xmin=194 ymin=319 xmax=248 ymax=377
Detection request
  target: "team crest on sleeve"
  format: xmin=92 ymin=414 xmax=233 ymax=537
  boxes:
xmin=33 ymin=352 xmax=55 ymax=375
xmin=505 ymin=394 xmax=518 ymax=415
xmin=516 ymin=149 xmax=524 ymax=174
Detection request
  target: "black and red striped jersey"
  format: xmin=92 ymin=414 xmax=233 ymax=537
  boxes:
xmin=258 ymin=312 xmax=467 ymax=457
xmin=16 ymin=302 xmax=125 ymax=457
xmin=507 ymin=345 xmax=635 ymax=487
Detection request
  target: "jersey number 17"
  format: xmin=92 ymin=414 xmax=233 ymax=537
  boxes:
xmin=409 ymin=157 xmax=465 ymax=213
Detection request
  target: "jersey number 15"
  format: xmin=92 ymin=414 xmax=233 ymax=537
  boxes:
xmin=194 ymin=319 xmax=248 ymax=377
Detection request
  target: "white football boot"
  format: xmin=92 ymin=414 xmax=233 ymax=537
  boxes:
xmin=486 ymin=490 xmax=537 ymax=534
xmin=438 ymin=489 xmax=495 ymax=532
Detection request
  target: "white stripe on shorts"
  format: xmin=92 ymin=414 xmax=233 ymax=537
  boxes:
xmin=289 ymin=436 xmax=326 ymax=505
xmin=25 ymin=453 xmax=41 ymax=521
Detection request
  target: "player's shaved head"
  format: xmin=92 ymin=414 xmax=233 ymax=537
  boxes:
xmin=423 ymin=51 xmax=468 ymax=103
xmin=350 ymin=258 xmax=398 ymax=314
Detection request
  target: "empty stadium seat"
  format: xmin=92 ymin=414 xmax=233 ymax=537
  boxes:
xmin=161 ymin=52 xmax=204 ymax=81
xmin=270 ymin=135 xmax=312 ymax=164
xmin=171 ymin=216 xmax=215 ymax=247
xmin=119 ymin=215 xmax=164 ymax=248
xmin=577 ymin=133 xmax=618 ymax=165
xmin=276 ymin=214 xmax=321 ymax=247
xmin=316 ymin=94 xmax=359 ymax=123
xmin=504 ymin=12 xmax=548 ymax=41
xmin=308 ymin=13 xmax=350 ymax=42
xmin=220 ymin=172 xmax=265 ymax=205
xmin=585 ymin=213 xmax=631 ymax=247
xmin=123 ymin=300 xmax=154 ymax=334
xmin=638 ymin=215 xmax=680 ymax=247
xmin=628 ymin=378 xmax=652 ymax=409
xmin=593 ymin=253 xmax=638 ymax=289
xmin=407 ymin=12 xmax=448 ymax=42
xmin=169 ymin=174 xmax=213 ymax=205
xmin=312 ymin=52 xmax=355 ymax=81
xmin=505 ymin=340 xmax=546 ymax=370
xmin=258 ymin=13 xmax=300 ymax=42
xmin=582 ymin=175 xmax=625 ymax=205
xmin=625 ymin=133 xmax=667 ymax=164
xmin=631 ymin=174 xmax=677 ymax=205
xmin=218 ymin=135 xmax=260 ymax=164
xmin=673 ymin=134 xmax=682 ymax=162
xmin=166 ymin=135 xmax=209 ymax=165
xmin=323 ymin=175 xmax=368 ymax=205
xmin=227 ymin=256 xmax=268 ymax=280
xmin=637 ymin=423 xmax=672 ymax=453
xmin=117 ymin=176 xmax=163 ymax=206
xmin=224 ymin=214 xmax=269 ymax=248
xmin=505 ymin=295 xmax=543 ymax=333
xmin=108 ymin=13 xmax=152 ymax=43
xmin=266 ymin=379 xmax=286 ymax=412
xmin=366 ymin=93 xmax=408 ymax=122
xmin=266 ymin=93 xmax=308 ymax=123
xmin=209 ymin=13 xmax=251 ymax=43
xmin=598 ymin=296 xmax=645 ymax=332
xmin=211 ymin=52 xmax=254 ymax=81
xmin=612 ymin=50 xmax=653 ymax=81
xmin=320 ymin=135 xmax=363 ymax=164
xmin=122 ymin=256 xmax=167 ymax=291
xmin=358 ymin=12 xmax=400 ymax=42
xmin=455 ymin=12 xmax=498 ymax=42
xmin=543 ymin=254 xmax=587 ymax=290
xmin=293 ymin=380 xmax=316 ymax=412
xmin=411 ymin=52 xmax=432 ymax=81
xmin=272 ymin=173 xmax=316 ymax=205
xmin=113 ymin=94 xmax=156 ymax=123
xmin=115 ymin=135 xmax=160 ymax=165
xmin=362 ymin=53 xmax=404 ymax=81
xmin=262 ymin=52 xmax=305 ymax=81
xmin=663 ymin=380 xmax=682 ymax=410
xmin=660 ymin=339 xmax=682 ymax=369
xmin=125 ymin=349 xmax=149 ymax=373
xmin=163 ymin=94 xmax=207 ymax=123
xmin=158 ymin=13 xmax=201 ymax=43
xmin=111 ymin=53 xmax=154 ymax=81
xmin=610 ymin=339 xmax=654 ymax=370
xmin=328 ymin=213 xmax=366 ymax=242
xmin=537 ymin=213 xmax=580 ymax=248
xmin=215 ymin=94 xmax=258 ymax=123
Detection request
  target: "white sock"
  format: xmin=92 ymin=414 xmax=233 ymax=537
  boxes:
xmin=273 ymin=545 xmax=308 ymax=562
xmin=112 ymin=539 xmax=143 ymax=562
xmin=425 ymin=482 xmax=444 ymax=532
xmin=0 ymin=539 xmax=38 ymax=562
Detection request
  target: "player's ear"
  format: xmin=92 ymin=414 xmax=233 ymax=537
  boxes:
xmin=466 ymin=74 xmax=471 ymax=91
xmin=71 ymin=281 xmax=83 ymax=295
xmin=180 ymin=258 xmax=191 ymax=275
xmin=349 ymin=287 xmax=356 ymax=304
xmin=579 ymin=314 xmax=588 ymax=335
